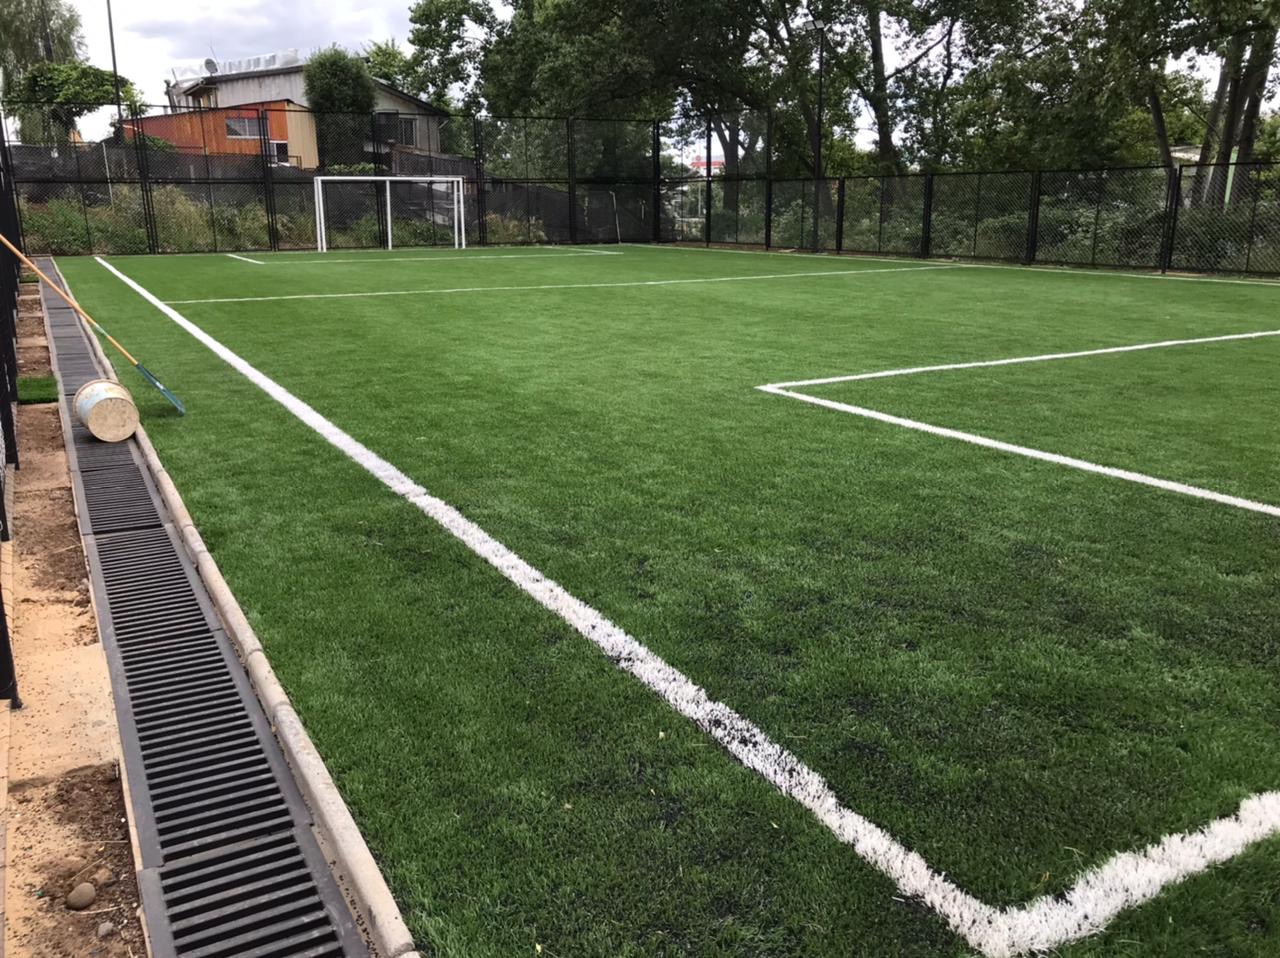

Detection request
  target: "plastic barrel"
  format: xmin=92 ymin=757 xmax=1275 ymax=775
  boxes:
xmin=73 ymin=379 xmax=139 ymax=443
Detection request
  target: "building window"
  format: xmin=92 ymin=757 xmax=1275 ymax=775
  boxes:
xmin=375 ymin=112 xmax=416 ymax=146
xmin=271 ymin=141 xmax=290 ymax=165
xmin=225 ymin=116 xmax=263 ymax=139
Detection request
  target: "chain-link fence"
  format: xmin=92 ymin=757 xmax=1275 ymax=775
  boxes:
xmin=4 ymin=100 xmax=1279 ymax=275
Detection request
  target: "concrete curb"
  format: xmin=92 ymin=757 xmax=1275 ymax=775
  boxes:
xmin=59 ymin=263 xmax=419 ymax=958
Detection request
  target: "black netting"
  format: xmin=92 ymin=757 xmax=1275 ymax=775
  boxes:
xmin=710 ymin=179 xmax=767 ymax=245
xmin=770 ymin=180 xmax=837 ymax=249
xmin=319 ymin=180 xmax=384 ymax=249
xmin=930 ymin=172 xmax=1032 ymax=261
xmin=388 ymin=179 xmax=462 ymax=248
xmin=479 ymin=118 xmax=568 ymax=180
xmin=573 ymin=120 xmax=653 ymax=181
xmin=840 ymin=178 xmax=881 ymax=253
xmin=1171 ymin=163 xmax=1280 ymax=274
xmin=1037 ymin=168 xmax=1170 ymax=269
xmin=481 ymin=180 xmax=574 ymax=244
xmin=576 ymin=182 xmax=655 ymax=243
xmin=708 ymin=112 xmax=769 ymax=180
xmin=880 ymin=176 xmax=926 ymax=255
xmin=271 ymin=181 xmax=318 ymax=249
xmin=311 ymin=111 xmax=377 ymax=174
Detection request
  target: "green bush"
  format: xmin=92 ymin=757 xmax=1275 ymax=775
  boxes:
xmin=485 ymin=212 xmax=545 ymax=244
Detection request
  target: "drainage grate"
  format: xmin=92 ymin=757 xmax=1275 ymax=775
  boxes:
xmin=40 ymin=260 xmax=369 ymax=958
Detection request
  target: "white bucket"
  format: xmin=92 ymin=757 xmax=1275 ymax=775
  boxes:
xmin=73 ymin=379 xmax=139 ymax=443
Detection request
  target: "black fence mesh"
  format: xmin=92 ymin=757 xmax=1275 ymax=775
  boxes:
xmin=4 ymin=101 xmax=1280 ymax=273
xmin=1171 ymin=163 xmax=1280 ymax=274
xmin=1036 ymin=168 xmax=1170 ymax=269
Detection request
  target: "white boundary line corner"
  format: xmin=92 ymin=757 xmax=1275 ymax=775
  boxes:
xmin=757 ymin=328 xmax=1280 ymax=518
xmin=94 ymin=254 xmax=1280 ymax=957
xmin=59 ymin=259 xmax=420 ymax=958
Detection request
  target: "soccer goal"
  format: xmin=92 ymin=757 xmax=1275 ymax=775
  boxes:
xmin=313 ymin=176 xmax=467 ymax=252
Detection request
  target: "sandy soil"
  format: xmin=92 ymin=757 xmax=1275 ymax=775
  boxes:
xmin=5 ymin=319 xmax=142 ymax=956
xmin=7 ymin=766 xmax=144 ymax=957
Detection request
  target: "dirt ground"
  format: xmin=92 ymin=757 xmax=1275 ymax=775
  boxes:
xmin=7 ymin=767 xmax=144 ymax=957
xmin=5 ymin=296 xmax=143 ymax=957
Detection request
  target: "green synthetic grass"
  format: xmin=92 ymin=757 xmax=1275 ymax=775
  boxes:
xmin=17 ymin=374 xmax=58 ymax=404
xmin=57 ymin=246 xmax=1280 ymax=957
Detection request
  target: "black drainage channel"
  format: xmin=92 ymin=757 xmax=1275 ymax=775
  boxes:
xmin=40 ymin=261 xmax=369 ymax=958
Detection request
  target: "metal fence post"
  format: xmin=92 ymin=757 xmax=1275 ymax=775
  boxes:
xmin=835 ymin=177 xmax=846 ymax=253
xmin=258 ymin=109 xmax=279 ymax=251
xmin=473 ymin=116 xmax=488 ymax=247
xmin=764 ymin=111 xmax=774 ymax=249
xmin=651 ymin=120 xmax=661 ymax=243
xmin=921 ymin=173 xmax=934 ymax=259
xmin=131 ymin=109 xmax=159 ymax=254
xmin=567 ymin=118 xmax=578 ymax=244
xmin=704 ymin=118 xmax=712 ymax=245
xmin=1024 ymin=171 xmax=1042 ymax=264
xmin=1160 ymin=167 xmax=1181 ymax=273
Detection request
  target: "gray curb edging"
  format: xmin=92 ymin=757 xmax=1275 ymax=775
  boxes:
xmin=61 ymin=263 xmax=420 ymax=958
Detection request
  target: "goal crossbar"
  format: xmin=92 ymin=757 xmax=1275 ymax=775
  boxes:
xmin=313 ymin=175 xmax=467 ymax=252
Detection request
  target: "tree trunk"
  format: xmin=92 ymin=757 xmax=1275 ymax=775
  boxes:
xmin=1206 ymin=36 xmax=1248 ymax=207
xmin=1192 ymin=44 xmax=1237 ymax=204
xmin=866 ymin=4 xmax=900 ymax=174
xmin=1148 ymin=88 xmax=1173 ymax=171
xmin=1233 ymin=28 xmax=1276 ymax=168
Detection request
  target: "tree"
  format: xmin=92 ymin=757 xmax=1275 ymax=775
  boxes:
xmin=406 ymin=0 xmax=495 ymax=110
xmin=303 ymin=46 xmax=376 ymax=114
xmin=14 ymin=60 xmax=141 ymax=140
xmin=363 ymin=39 xmax=415 ymax=92
xmin=0 ymin=0 xmax=84 ymax=142
xmin=303 ymin=47 xmax=377 ymax=169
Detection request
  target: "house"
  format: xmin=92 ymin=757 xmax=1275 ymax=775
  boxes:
xmin=124 ymin=52 xmax=450 ymax=168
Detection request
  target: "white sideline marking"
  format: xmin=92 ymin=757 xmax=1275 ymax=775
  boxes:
xmin=260 ymin=251 xmax=623 ymax=265
xmin=766 ymin=329 xmax=1280 ymax=389
xmin=225 ymin=253 xmax=265 ymax=265
xmin=760 ymin=385 xmax=1280 ymax=517
xmin=96 ymin=252 xmax=1280 ymax=957
xmin=164 ymin=263 xmax=959 ymax=305
xmin=636 ymin=243 xmax=1280 ymax=287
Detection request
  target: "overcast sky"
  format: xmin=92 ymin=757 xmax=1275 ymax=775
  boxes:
xmin=75 ymin=0 xmax=416 ymax=104
xmin=69 ymin=0 xmax=1263 ymax=147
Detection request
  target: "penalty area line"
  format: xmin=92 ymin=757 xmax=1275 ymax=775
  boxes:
xmin=759 ymin=384 xmax=1280 ymax=518
xmin=93 ymin=252 xmax=1280 ymax=957
xmin=164 ymin=263 xmax=961 ymax=305
xmin=225 ymin=253 xmax=265 ymax=265
xmin=765 ymin=328 xmax=1280 ymax=389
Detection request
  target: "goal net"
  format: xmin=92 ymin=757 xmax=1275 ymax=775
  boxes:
xmin=313 ymin=176 xmax=467 ymax=251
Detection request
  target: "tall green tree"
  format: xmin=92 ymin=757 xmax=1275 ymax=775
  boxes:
xmin=0 ymin=0 xmax=84 ymax=142
xmin=303 ymin=47 xmax=377 ymax=168
xmin=363 ymin=39 xmax=416 ymax=92
xmin=15 ymin=60 xmax=141 ymax=139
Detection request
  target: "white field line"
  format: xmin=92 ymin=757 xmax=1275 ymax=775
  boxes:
xmin=257 ymin=251 xmax=623 ymax=265
xmin=225 ymin=253 xmax=265 ymax=265
xmin=96 ymin=252 xmax=1280 ymax=957
xmin=634 ymin=243 xmax=1280 ymax=287
xmin=622 ymin=241 xmax=929 ymax=267
xmin=761 ymin=385 xmax=1280 ymax=518
xmin=165 ymin=263 xmax=960 ymax=305
xmin=765 ymin=329 xmax=1280 ymax=389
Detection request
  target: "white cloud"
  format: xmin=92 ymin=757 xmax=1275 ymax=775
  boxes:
xmin=72 ymin=0 xmax=414 ymax=135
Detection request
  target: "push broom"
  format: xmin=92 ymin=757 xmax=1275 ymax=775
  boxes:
xmin=0 ymin=233 xmax=185 ymax=415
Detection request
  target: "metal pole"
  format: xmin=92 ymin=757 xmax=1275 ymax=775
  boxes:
xmin=386 ymin=179 xmax=393 ymax=250
xmin=813 ymin=29 xmax=825 ymax=251
xmin=704 ymin=118 xmax=712 ymax=245
xmin=105 ymin=0 xmax=125 ymax=133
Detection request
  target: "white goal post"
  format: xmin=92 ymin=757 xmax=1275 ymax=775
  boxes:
xmin=313 ymin=175 xmax=467 ymax=252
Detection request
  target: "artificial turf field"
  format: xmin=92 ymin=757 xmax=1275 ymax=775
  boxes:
xmin=56 ymin=244 xmax=1280 ymax=957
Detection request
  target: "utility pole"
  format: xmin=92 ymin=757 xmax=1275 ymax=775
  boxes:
xmin=106 ymin=0 xmax=125 ymax=134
